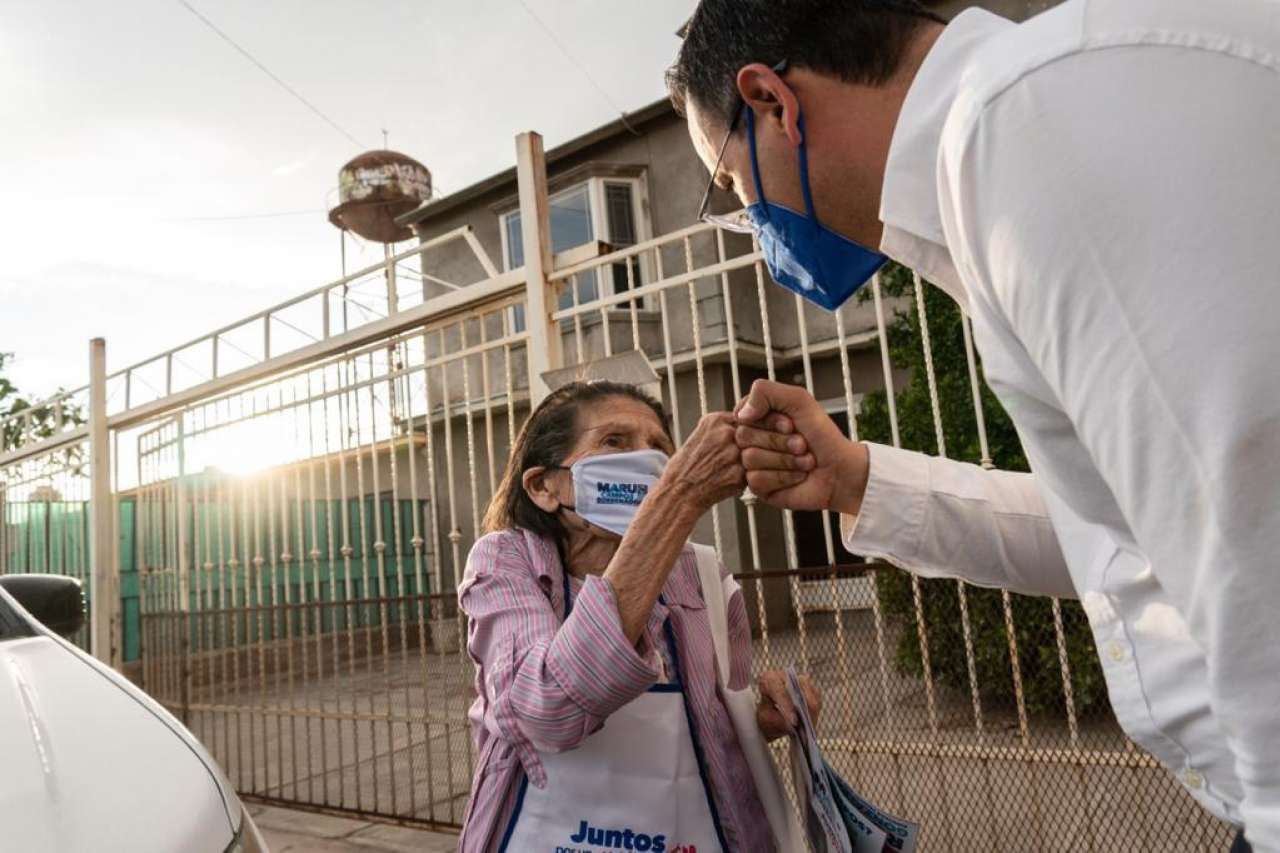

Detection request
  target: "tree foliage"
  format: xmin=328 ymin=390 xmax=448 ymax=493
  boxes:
xmin=854 ymin=264 xmax=1109 ymax=717
xmin=1 ymin=353 xmax=84 ymax=458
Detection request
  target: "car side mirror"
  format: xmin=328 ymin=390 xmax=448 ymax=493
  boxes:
xmin=0 ymin=575 xmax=86 ymax=639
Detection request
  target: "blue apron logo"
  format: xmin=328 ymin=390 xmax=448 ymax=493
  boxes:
xmin=563 ymin=819 xmax=668 ymax=851
xmin=595 ymin=482 xmax=648 ymax=506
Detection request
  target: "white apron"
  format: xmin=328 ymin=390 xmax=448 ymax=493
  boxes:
xmin=497 ymin=568 xmax=729 ymax=853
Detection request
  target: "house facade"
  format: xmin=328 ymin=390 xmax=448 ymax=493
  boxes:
xmin=392 ymin=0 xmax=1055 ymax=628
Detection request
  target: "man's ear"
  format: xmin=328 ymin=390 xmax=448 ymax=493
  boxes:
xmin=522 ymin=466 xmax=564 ymax=513
xmin=736 ymin=62 xmax=802 ymax=147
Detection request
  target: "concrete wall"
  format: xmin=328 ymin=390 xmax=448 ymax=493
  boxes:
xmin=411 ymin=113 xmax=710 ymax=297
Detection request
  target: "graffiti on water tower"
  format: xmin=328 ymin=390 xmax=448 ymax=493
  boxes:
xmin=340 ymin=160 xmax=431 ymax=203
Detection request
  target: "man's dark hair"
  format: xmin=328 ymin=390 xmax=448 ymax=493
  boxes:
xmin=667 ymin=0 xmax=946 ymax=129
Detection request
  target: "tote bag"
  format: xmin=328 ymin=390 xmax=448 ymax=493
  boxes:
xmin=693 ymin=544 xmax=807 ymax=852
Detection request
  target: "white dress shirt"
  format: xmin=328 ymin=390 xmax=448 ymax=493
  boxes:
xmin=848 ymin=1 xmax=1280 ymax=848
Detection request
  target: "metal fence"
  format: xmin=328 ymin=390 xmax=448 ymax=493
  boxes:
xmin=132 ymin=305 xmax=526 ymax=825
xmin=0 ymin=432 xmax=93 ymax=652
xmin=0 ymin=131 xmax=1232 ymax=850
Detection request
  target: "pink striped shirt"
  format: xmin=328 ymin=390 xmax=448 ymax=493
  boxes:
xmin=457 ymin=528 xmax=775 ymax=852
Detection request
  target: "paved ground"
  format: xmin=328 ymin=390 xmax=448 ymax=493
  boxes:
xmin=176 ymin=611 xmax=1232 ymax=851
xmin=251 ymin=803 xmax=457 ymax=853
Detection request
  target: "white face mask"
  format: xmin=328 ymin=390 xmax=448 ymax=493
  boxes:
xmin=554 ymin=448 xmax=669 ymax=536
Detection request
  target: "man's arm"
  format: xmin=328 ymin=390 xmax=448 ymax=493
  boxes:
xmin=846 ymin=441 xmax=1074 ymax=598
xmin=735 ymin=380 xmax=1075 ymax=598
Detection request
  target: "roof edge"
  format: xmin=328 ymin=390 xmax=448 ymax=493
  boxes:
xmin=396 ymin=97 xmax=676 ymax=229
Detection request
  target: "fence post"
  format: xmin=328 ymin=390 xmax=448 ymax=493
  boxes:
xmin=88 ymin=337 xmax=117 ymax=665
xmin=515 ymin=131 xmax=562 ymax=404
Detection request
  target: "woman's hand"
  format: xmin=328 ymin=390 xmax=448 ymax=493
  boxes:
xmin=756 ymin=670 xmax=822 ymax=741
xmin=661 ymin=412 xmax=746 ymax=511
xmin=656 ymin=412 xmax=786 ymax=513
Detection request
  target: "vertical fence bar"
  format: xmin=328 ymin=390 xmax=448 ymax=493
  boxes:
xmin=109 ymin=425 xmax=121 ymax=667
xmin=480 ymin=323 xmax=498 ymax=497
xmin=353 ymin=357 xmax=380 ymax=813
xmin=682 ymin=236 xmax=722 ymax=556
xmin=263 ymin=427 xmax=285 ymax=799
xmin=176 ymin=416 xmax=191 ymax=726
xmin=714 ymin=231 xmax=774 ymax=667
xmin=89 ymin=337 xmax=115 ymax=664
xmin=751 ymin=251 xmax=808 ymax=670
xmin=336 ymin=358 xmax=363 ymax=810
xmin=385 ymin=244 xmax=399 ymax=316
xmin=420 ymin=348 xmax=449 ymax=822
xmin=365 ymin=352 xmax=396 ymax=816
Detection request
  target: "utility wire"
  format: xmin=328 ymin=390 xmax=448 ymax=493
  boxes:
xmin=515 ymin=0 xmax=642 ymax=136
xmin=180 ymin=1 xmax=456 ymax=207
xmin=163 ymin=209 xmax=326 ymax=223
xmin=177 ymin=0 xmax=366 ymax=149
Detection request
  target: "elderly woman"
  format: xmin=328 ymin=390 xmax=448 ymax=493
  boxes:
xmin=458 ymin=381 xmax=819 ymax=853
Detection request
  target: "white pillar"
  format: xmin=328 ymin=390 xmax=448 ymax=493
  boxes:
xmin=515 ymin=131 xmax=562 ymax=404
xmin=88 ymin=337 xmax=116 ymax=664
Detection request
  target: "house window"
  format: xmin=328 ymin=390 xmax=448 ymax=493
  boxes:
xmin=501 ymin=177 xmax=649 ymax=328
xmin=503 ymin=183 xmax=593 ymax=273
xmin=603 ymin=182 xmax=643 ymax=309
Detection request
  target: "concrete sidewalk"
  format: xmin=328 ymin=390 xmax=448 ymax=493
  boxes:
xmin=251 ymin=803 xmax=457 ymax=852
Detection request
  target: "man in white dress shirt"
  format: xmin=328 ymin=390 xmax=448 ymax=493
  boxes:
xmin=670 ymin=0 xmax=1280 ymax=850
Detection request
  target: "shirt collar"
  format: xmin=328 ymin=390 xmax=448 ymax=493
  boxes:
xmin=878 ymin=8 xmax=1014 ymax=306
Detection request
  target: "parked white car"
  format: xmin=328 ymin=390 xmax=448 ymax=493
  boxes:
xmin=0 ymin=574 xmax=267 ymax=853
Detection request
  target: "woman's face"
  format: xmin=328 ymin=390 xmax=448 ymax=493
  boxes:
xmin=551 ymin=395 xmax=674 ymax=507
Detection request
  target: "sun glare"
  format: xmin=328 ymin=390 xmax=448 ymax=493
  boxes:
xmin=195 ymin=418 xmax=307 ymax=477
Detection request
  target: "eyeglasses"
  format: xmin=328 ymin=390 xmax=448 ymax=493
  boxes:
xmin=695 ymin=59 xmax=789 ymax=234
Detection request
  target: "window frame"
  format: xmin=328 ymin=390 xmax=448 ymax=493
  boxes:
xmin=499 ymin=175 xmax=654 ymax=312
xmin=595 ymin=177 xmax=654 ymax=312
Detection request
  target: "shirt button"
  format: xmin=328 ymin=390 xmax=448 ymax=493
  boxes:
xmin=1107 ymin=641 xmax=1127 ymax=662
xmin=1182 ymin=769 xmax=1204 ymax=790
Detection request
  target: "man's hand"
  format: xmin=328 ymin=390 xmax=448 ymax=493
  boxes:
xmin=734 ymin=379 xmax=869 ymax=514
xmin=756 ymin=670 xmax=822 ymax=741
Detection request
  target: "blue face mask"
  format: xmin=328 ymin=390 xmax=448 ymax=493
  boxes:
xmin=745 ymin=108 xmax=888 ymax=311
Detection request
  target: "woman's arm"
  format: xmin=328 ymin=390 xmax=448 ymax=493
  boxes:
xmin=603 ymin=475 xmax=705 ymax=644
xmin=461 ymin=534 xmax=661 ymax=761
xmin=605 ymin=412 xmax=793 ymax=643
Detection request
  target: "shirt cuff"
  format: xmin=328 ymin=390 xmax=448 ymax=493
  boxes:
xmin=840 ymin=442 xmax=931 ymax=565
xmin=545 ymin=575 xmax=660 ymax=718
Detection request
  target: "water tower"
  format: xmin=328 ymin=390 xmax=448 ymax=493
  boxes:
xmin=327 ymin=150 xmax=432 ymax=244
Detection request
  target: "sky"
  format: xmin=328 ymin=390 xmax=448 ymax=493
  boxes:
xmin=0 ymin=0 xmax=693 ymax=399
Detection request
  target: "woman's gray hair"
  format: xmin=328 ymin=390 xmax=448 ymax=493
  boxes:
xmin=482 ymin=381 xmax=670 ymax=542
